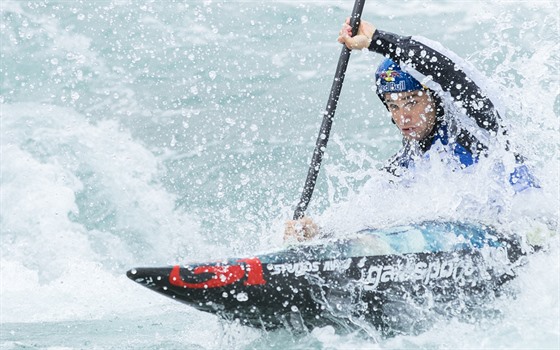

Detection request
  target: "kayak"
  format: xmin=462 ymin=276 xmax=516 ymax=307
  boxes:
xmin=127 ymin=221 xmax=523 ymax=334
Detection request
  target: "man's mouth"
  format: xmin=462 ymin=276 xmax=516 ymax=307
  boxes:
xmin=401 ymin=127 xmax=417 ymax=133
xmin=401 ymin=126 xmax=422 ymax=139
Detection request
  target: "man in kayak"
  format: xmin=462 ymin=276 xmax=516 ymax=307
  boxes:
xmin=285 ymin=19 xmax=538 ymax=242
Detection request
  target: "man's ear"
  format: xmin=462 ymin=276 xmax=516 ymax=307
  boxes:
xmin=382 ymin=101 xmax=396 ymax=125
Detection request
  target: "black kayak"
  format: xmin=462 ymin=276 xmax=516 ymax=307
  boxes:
xmin=127 ymin=221 xmax=524 ymax=334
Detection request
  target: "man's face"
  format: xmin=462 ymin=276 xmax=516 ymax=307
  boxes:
xmin=384 ymin=90 xmax=437 ymax=141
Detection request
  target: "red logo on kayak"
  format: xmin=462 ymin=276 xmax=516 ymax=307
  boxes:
xmin=169 ymin=257 xmax=266 ymax=289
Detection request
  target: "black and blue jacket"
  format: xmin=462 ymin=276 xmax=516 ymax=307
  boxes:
xmin=369 ymin=30 xmax=537 ymax=192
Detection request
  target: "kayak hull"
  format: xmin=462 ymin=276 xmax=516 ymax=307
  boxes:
xmin=127 ymin=221 xmax=523 ymax=333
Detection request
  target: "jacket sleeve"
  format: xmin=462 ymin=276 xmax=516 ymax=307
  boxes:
xmin=369 ymin=30 xmax=502 ymax=135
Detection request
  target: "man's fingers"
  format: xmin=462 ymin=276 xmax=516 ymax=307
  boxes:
xmin=339 ymin=36 xmax=356 ymax=50
xmin=284 ymin=217 xmax=318 ymax=242
xmin=339 ymin=25 xmax=351 ymax=38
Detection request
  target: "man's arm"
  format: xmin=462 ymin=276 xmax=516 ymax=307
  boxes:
xmin=337 ymin=20 xmax=503 ymax=135
xmin=369 ymin=30 xmax=501 ymax=135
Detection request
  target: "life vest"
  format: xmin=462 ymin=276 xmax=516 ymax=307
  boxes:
xmin=387 ymin=123 xmax=539 ymax=193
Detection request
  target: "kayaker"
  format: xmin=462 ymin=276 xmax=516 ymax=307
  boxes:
xmin=284 ymin=19 xmax=539 ymax=242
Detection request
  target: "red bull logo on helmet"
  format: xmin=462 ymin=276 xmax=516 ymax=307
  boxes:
xmin=379 ymin=69 xmax=400 ymax=82
xmin=378 ymin=79 xmax=407 ymax=93
xmin=375 ymin=58 xmax=424 ymax=95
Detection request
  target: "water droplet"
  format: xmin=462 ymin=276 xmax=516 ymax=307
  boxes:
xmin=236 ymin=292 xmax=249 ymax=302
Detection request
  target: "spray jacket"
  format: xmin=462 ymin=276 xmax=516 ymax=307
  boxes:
xmin=368 ymin=30 xmax=538 ymax=192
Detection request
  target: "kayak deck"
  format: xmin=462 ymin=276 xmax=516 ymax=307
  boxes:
xmin=128 ymin=221 xmax=523 ymax=334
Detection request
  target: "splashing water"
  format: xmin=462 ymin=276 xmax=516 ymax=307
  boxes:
xmin=1 ymin=0 xmax=558 ymax=349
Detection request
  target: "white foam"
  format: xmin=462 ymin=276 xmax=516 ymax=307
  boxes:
xmin=1 ymin=103 xmax=206 ymax=322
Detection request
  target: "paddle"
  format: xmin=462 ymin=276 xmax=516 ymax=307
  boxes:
xmin=293 ymin=0 xmax=367 ymax=220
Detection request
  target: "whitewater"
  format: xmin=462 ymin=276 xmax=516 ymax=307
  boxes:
xmin=1 ymin=1 xmax=558 ymax=349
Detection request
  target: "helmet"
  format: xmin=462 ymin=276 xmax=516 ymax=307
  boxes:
xmin=375 ymin=58 xmax=423 ymax=96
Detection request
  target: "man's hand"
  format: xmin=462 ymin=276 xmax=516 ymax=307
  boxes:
xmin=284 ymin=217 xmax=319 ymax=243
xmin=337 ymin=18 xmax=376 ymax=50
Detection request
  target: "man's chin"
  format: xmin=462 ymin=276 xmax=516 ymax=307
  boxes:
xmin=403 ymin=133 xmax=422 ymax=141
xmin=401 ymin=127 xmax=431 ymax=141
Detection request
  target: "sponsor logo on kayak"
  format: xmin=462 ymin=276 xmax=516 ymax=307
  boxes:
xmin=322 ymin=258 xmax=352 ymax=272
xmin=169 ymin=257 xmax=266 ymax=289
xmin=267 ymin=258 xmax=352 ymax=276
xmin=268 ymin=261 xmax=321 ymax=276
xmin=360 ymin=257 xmax=476 ymax=290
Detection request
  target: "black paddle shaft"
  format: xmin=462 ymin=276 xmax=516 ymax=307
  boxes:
xmin=293 ymin=0 xmax=366 ymax=220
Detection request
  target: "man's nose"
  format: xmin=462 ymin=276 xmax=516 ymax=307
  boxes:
xmin=398 ymin=114 xmax=411 ymax=123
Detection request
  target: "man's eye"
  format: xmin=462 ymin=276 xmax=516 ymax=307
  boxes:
xmin=403 ymin=100 xmax=418 ymax=109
